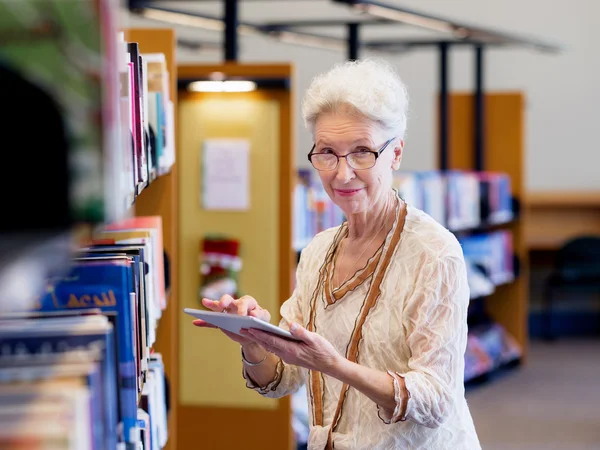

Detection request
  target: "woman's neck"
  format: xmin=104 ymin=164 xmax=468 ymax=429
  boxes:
xmin=345 ymin=191 xmax=397 ymax=241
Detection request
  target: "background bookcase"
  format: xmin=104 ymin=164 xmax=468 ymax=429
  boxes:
xmin=445 ymin=92 xmax=529 ymax=360
xmin=123 ymin=28 xmax=179 ymax=450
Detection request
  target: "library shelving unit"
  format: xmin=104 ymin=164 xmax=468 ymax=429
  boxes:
xmin=444 ymin=92 xmax=529 ymax=362
xmin=0 ymin=7 xmax=178 ymax=447
xmin=123 ymin=28 xmax=179 ymax=450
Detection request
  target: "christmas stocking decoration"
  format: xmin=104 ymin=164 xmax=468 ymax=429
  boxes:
xmin=199 ymin=236 xmax=242 ymax=302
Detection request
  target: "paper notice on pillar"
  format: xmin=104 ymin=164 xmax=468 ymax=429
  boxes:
xmin=202 ymin=139 xmax=250 ymax=210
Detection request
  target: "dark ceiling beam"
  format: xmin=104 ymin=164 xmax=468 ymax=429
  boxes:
xmin=177 ymin=38 xmax=221 ymax=51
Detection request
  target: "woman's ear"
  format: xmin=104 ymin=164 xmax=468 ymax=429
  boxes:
xmin=391 ymin=140 xmax=404 ymax=170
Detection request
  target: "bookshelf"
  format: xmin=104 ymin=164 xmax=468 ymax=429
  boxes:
xmin=0 ymin=9 xmax=178 ymax=447
xmin=445 ymin=92 xmax=529 ymax=361
xmin=124 ymin=28 xmax=179 ymax=450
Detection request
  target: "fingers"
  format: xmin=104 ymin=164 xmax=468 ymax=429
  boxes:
xmin=218 ymin=294 xmax=236 ymax=312
xmin=203 ymin=295 xmax=270 ymax=322
xmin=192 ymin=319 xmax=217 ymax=328
xmin=236 ymin=295 xmax=258 ymax=316
xmin=247 ymin=329 xmax=291 ymax=355
xmin=239 ymin=329 xmax=263 ymax=345
xmin=288 ymin=321 xmax=313 ymax=343
xmin=201 ymin=298 xmax=223 ymax=312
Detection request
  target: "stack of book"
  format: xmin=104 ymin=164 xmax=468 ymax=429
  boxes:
xmin=116 ymin=32 xmax=176 ymax=209
xmin=464 ymin=322 xmax=522 ymax=383
xmin=293 ymin=170 xmax=345 ymax=251
xmin=1 ymin=2 xmax=174 ymax=448
xmin=0 ymin=313 xmax=118 ymax=449
xmin=293 ymin=169 xmax=517 ymax=293
xmin=294 ymin=169 xmax=513 ymax=243
xmin=394 ymin=170 xmax=513 ymax=231
xmin=0 ymin=216 xmax=169 ymax=449
xmin=459 ymin=230 xmax=515 ymax=288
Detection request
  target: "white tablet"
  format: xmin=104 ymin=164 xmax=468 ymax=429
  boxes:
xmin=183 ymin=308 xmax=300 ymax=341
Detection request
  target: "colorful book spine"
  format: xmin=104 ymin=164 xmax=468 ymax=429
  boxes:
xmin=33 ymin=261 xmax=138 ymax=445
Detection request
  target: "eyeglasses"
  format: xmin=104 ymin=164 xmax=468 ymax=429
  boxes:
xmin=307 ymin=138 xmax=395 ymax=171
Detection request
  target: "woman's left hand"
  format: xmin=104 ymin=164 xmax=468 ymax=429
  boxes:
xmin=241 ymin=322 xmax=343 ymax=375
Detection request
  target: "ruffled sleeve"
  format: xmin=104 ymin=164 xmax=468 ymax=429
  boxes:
xmin=392 ymin=243 xmax=470 ymax=428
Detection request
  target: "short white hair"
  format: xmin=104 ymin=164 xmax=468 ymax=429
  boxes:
xmin=301 ymin=58 xmax=409 ymax=140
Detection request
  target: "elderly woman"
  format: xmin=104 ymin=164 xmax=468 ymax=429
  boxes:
xmin=194 ymin=59 xmax=481 ymax=450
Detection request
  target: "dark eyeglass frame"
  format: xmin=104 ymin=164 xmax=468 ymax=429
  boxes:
xmin=307 ymin=137 xmax=395 ymax=171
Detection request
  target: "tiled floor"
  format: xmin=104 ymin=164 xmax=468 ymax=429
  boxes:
xmin=466 ymin=339 xmax=600 ymax=450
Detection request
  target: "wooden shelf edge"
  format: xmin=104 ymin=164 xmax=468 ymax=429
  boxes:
xmin=526 ymin=191 xmax=600 ymax=207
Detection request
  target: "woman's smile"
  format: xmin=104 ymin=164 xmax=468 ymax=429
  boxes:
xmin=334 ymin=187 xmax=364 ymax=197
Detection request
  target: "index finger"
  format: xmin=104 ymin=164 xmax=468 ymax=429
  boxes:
xmin=235 ymin=295 xmax=259 ymax=316
xmin=218 ymin=294 xmax=236 ymax=312
xmin=201 ymin=298 xmax=222 ymax=311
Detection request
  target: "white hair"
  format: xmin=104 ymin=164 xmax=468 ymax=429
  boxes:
xmin=301 ymin=58 xmax=409 ymax=140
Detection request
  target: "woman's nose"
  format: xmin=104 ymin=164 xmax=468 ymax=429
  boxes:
xmin=335 ymin=157 xmax=354 ymax=182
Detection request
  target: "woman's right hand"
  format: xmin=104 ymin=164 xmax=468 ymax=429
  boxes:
xmin=193 ymin=294 xmax=271 ymax=346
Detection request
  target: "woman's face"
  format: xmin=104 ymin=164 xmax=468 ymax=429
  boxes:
xmin=312 ymin=111 xmax=403 ymax=216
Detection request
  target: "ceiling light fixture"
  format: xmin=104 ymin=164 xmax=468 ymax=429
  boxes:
xmin=135 ymin=7 xmax=345 ymax=53
xmin=270 ymin=30 xmax=347 ymax=52
xmin=139 ymin=8 xmax=225 ymax=32
xmin=354 ymin=3 xmax=455 ymax=34
xmin=188 ymin=80 xmax=257 ymax=93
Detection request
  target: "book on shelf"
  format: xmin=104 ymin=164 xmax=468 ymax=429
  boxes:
xmin=293 ymin=170 xmax=345 ymax=251
xmin=459 ymin=230 xmax=515 ymax=287
xmin=464 ymin=322 xmax=522 ymax=383
xmin=1 ymin=2 xmax=174 ymax=448
xmin=294 ymin=170 xmax=514 ymax=247
xmin=293 ymin=169 xmax=517 ymax=301
xmin=394 ymin=170 xmax=513 ymax=231
xmin=1 ymin=216 xmax=169 ymax=449
xmin=117 ymin=32 xmax=137 ymax=209
xmin=143 ymin=53 xmax=175 ymax=178
xmin=0 ymin=314 xmax=118 ymax=450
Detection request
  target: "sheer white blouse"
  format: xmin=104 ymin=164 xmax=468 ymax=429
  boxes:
xmin=244 ymin=201 xmax=481 ymax=450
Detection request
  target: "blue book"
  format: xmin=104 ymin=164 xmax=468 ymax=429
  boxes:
xmin=31 ymin=258 xmax=138 ymax=446
xmin=0 ymin=315 xmax=118 ymax=450
xmin=77 ymin=248 xmax=150 ymax=392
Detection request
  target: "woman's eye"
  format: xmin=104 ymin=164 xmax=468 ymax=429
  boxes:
xmin=318 ymin=148 xmax=334 ymax=154
xmin=353 ymin=150 xmax=371 ymax=158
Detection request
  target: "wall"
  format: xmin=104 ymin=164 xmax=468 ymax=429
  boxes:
xmin=121 ymin=0 xmax=600 ymax=192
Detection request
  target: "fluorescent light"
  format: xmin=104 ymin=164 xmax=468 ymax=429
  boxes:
xmin=139 ymin=8 xmax=224 ymax=31
xmin=272 ymin=30 xmax=346 ymax=52
xmin=136 ymin=7 xmax=346 ymax=52
xmin=356 ymin=3 xmax=455 ymax=34
xmin=138 ymin=8 xmax=261 ymax=37
xmin=188 ymin=80 xmax=257 ymax=92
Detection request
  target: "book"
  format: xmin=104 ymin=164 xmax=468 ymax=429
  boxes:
xmin=30 ymin=259 xmax=139 ymax=446
xmin=117 ymin=32 xmax=137 ymax=209
xmin=104 ymin=216 xmax=167 ymax=311
xmin=128 ymin=42 xmax=149 ymax=192
xmin=0 ymin=314 xmax=118 ymax=449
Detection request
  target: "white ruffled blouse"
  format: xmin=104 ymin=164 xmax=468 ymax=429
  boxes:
xmin=244 ymin=201 xmax=481 ymax=450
